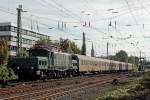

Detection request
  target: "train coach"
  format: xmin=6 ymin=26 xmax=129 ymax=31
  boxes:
xmin=73 ymin=54 xmax=133 ymax=73
xmin=8 ymin=48 xmax=133 ymax=79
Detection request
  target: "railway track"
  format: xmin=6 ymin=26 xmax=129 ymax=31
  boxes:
xmin=0 ymin=74 xmax=110 ymax=97
xmin=36 ymin=77 xmax=119 ymax=100
xmin=0 ymin=73 xmax=129 ymax=100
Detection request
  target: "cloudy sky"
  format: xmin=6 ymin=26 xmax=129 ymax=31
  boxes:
xmin=0 ymin=0 xmax=150 ymax=58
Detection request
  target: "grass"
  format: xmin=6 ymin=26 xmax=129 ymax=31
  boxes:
xmin=95 ymin=76 xmax=143 ymax=100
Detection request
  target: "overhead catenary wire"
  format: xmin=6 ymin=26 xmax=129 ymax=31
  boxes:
xmin=0 ymin=1 xmax=150 ymax=57
xmin=0 ymin=2 xmax=149 ymax=39
xmin=37 ymin=0 xmax=82 ymax=22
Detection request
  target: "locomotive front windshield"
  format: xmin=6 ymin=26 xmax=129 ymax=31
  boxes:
xmin=13 ymin=57 xmax=38 ymax=70
xmin=29 ymin=48 xmax=49 ymax=57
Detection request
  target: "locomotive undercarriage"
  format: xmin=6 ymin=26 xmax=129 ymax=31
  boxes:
xmin=17 ymin=69 xmax=79 ymax=80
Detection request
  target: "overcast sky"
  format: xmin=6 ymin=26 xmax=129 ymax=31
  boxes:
xmin=0 ymin=0 xmax=150 ymax=58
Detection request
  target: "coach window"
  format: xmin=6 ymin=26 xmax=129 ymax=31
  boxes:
xmin=4 ymin=26 xmax=10 ymax=31
xmin=45 ymin=61 xmax=47 ymax=65
xmin=0 ymin=26 xmax=3 ymax=31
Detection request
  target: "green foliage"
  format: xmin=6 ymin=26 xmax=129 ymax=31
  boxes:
xmin=109 ymin=50 xmax=139 ymax=66
xmin=60 ymin=38 xmax=69 ymax=52
xmin=128 ymin=56 xmax=139 ymax=66
xmin=0 ymin=64 xmax=16 ymax=80
xmin=132 ymin=65 xmax=139 ymax=72
xmin=60 ymin=38 xmax=81 ymax=54
xmin=69 ymin=41 xmax=81 ymax=54
xmin=98 ymin=77 xmax=143 ymax=100
xmin=0 ymin=65 xmax=9 ymax=80
xmin=115 ymin=50 xmax=128 ymax=62
xmin=0 ymin=38 xmax=8 ymax=64
xmin=34 ymin=38 xmax=81 ymax=54
xmin=141 ymin=71 xmax=150 ymax=89
xmin=110 ymin=51 xmax=139 ymax=71
xmin=21 ymin=49 xmax=29 ymax=57
xmin=128 ymin=56 xmax=135 ymax=64
xmin=109 ymin=50 xmax=139 ymax=72
xmin=81 ymin=32 xmax=86 ymax=55
xmin=35 ymin=38 xmax=51 ymax=46
xmin=109 ymin=50 xmax=128 ymax=62
xmin=97 ymin=72 xmax=150 ymax=100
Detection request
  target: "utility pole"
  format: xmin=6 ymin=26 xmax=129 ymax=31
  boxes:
xmin=17 ymin=5 xmax=22 ymax=57
xmin=16 ymin=5 xmax=26 ymax=57
xmin=107 ymin=42 xmax=109 ymax=59
xmin=139 ymin=50 xmax=143 ymax=70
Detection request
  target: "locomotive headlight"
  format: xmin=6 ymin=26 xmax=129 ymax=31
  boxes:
xmin=17 ymin=67 xmax=20 ymax=70
xmin=36 ymin=70 xmax=40 ymax=75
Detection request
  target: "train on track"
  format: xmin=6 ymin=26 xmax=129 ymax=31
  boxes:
xmin=8 ymin=48 xmax=133 ymax=79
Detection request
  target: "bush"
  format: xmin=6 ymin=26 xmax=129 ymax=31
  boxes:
xmin=0 ymin=64 xmax=16 ymax=80
xmin=133 ymin=65 xmax=139 ymax=72
xmin=98 ymin=77 xmax=142 ymax=100
xmin=141 ymin=71 xmax=150 ymax=89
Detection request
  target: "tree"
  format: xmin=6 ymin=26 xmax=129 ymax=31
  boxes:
xmin=81 ymin=32 xmax=86 ymax=55
xmin=115 ymin=50 xmax=128 ymax=62
xmin=33 ymin=38 xmax=53 ymax=49
xmin=21 ymin=49 xmax=29 ymax=57
xmin=59 ymin=38 xmax=81 ymax=54
xmin=60 ymin=38 xmax=69 ymax=52
xmin=34 ymin=38 xmax=51 ymax=46
xmin=69 ymin=41 xmax=81 ymax=54
xmin=128 ymin=56 xmax=139 ymax=66
xmin=128 ymin=56 xmax=135 ymax=64
xmin=33 ymin=38 xmax=81 ymax=54
xmin=0 ymin=38 xmax=8 ymax=64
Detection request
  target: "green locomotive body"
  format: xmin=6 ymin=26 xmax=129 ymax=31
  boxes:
xmin=9 ymin=48 xmax=78 ymax=79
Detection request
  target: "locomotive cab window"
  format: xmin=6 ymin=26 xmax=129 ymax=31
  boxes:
xmin=39 ymin=61 xmax=42 ymax=65
xmin=39 ymin=60 xmax=47 ymax=66
xmin=42 ymin=61 xmax=44 ymax=65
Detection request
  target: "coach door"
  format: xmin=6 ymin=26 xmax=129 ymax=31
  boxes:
xmin=119 ymin=63 xmax=122 ymax=71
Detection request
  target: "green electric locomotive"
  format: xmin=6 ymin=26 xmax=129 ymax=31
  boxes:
xmin=9 ymin=48 xmax=78 ymax=79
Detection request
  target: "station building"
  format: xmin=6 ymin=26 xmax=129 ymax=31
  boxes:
xmin=0 ymin=22 xmax=51 ymax=58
